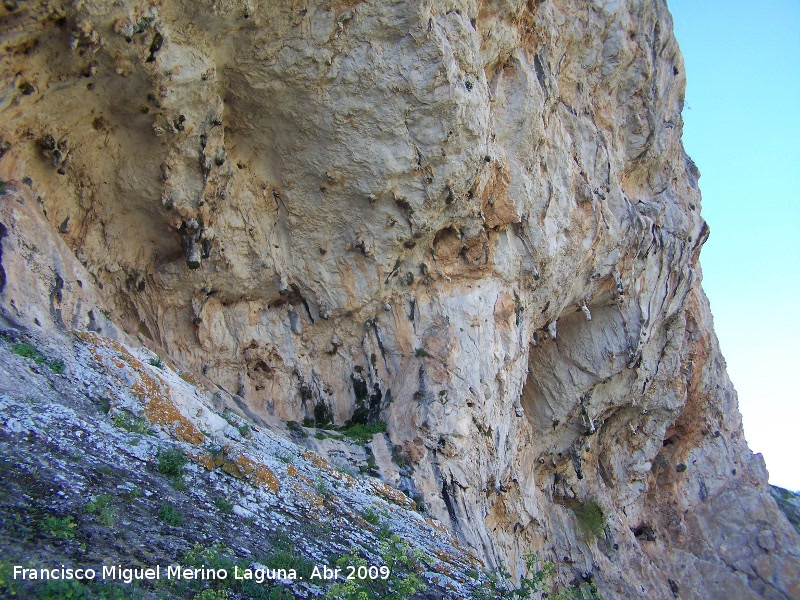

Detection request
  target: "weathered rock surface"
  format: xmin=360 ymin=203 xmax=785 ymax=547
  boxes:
xmin=1 ymin=0 xmax=798 ymax=598
xmin=0 ymin=328 xmax=483 ymax=599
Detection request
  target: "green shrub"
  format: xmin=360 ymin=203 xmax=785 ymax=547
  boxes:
xmin=42 ymin=515 xmax=76 ymax=540
xmin=214 ymin=497 xmax=233 ymax=513
xmin=49 ymin=359 xmax=65 ymax=374
xmin=194 ymin=590 xmax=229 ymax=600
xmin=91 ymin=581 xmax=147 ymax=599
xmin=0 ymin=560 xmax=23 ymax=596
xmin=36 ymin=579 xmax=90 ymax=599
xmin=157 ymin=448 xmax=187 ymax=477
xmin=97 ymin=506 xmax=115 ymax=526
xmin=314 ymin=476 xmax=331 ymax=498
xmin=159 ymin=502 xmax=183 ymax=526
xmin=414 ymin=348 xmax=428 ymax=357
xmin=474 ymin=552 xmax=554 ymax=600
xmin=11 ymin=342 xmax=47 ymax=364
xmin=265 ymin=541 xmax=315 ymax=576
xmin=181 ymin=543 xmax=295 ymax=600
xmin=86 ymin=494 xmax=111 ymax=513
xmin=572 ymin=501 xmax=605 ymax=538
xmin=148 ymin=357 xmax=164 ymax=369
xmin=341 ymin=421 xmax=387 ymax=443
xmin=552 ymin=582 xmax=603 ymax=600
xmin=326 ymin=535 xmax=426 ymax=600
xmin=361 ymin=506 xmax=383 ymax=526
xmin=113 ymin=412 xmax=151 ymax=435
xmin=122 ymin=486 xmax=142 ymax=500
xmin=86 ymin=494 xmax=116 ymax=526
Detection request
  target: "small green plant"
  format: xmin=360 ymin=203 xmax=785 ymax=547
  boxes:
xmin=37 ymin=579 xmax=91 ymax=599
xmin=148 ymin=356 xmax=164 ymax=369
xmin=214 ymin=497 xmax=233 ymax=513
xmin=157 ymin=447 xmax=187 ymax=477
xmin=264 ymin=535 xmax=315 ymax=576
xmin=8 ymin=513 xmax=33 ymax=540
xmin=0 ymin=559 xmax=23 ymax=596
xmin=48 ymin=359 xmax=65 ymax=374
xmin=194 ymin=590 xmax=229 ymax=600
xmin=122 ymin=486 xmax=142 ymax=500
xmin=159 ymin=502 xmax=183 ymax=526
xmin=222 ymin=409 xmax=250 ymax=437
xmin=474 ymin=553 xmax=606 ymax=600
xmin=414 ymin=347 xmax=428 ymax=357
xmin=475 ymin=551 xmax=554 ymax=599
xmin=552 ymin=582 xmax=604 ymax=600
xmin=97 ymin=505 xmax=116 ymax=526
xmin=315 ymin=476 xmax=331 ymax=498
xmin=11 ymin=342 xmax=47 ymax=364
xmin=113 ymin=412 xmax=151 ymax=435
xmin=42 ymin=515 xmax=76 ymax=540
xmin=341 ymin=421 xmax=387 ymax=443
xmin=361 ymin=506 xmax=384 ymax=526
xmin=86 ymin=495 xmax=116 ymax=526
xmin=326 ymin=534 xmax=426 ymax=600
xmin=181 ymin=542 xmax=296 ymax=599
xmin=86 ymin=494 xmax=111 ymax=513
xmin=0 ymin=180 xmax=6 ymax=195
xmin=91 ymin=581 xmax=147 ymax=599
xmin=572 ymin=501 xmax=605 ymax=539
xmin=277 ymin=451 xmax=295 ymax=464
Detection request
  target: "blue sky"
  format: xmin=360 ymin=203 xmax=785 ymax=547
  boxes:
xmin=668 ymin=1 xmax=800 ymax=490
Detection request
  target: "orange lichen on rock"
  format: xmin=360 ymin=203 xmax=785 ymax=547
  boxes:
xmin=188 ymin=450 xmax=216 ymax=471
xmin=370 ymin=480 xmax=414 ymax=508
xmin=293 ymin=484 xmax=326 ymax=508
xmin=328 ymin=469 xmax=355 ymax=487
xmin=179 ymin=371 xmax=204 ymax=388
xmin=301 ymin=450 xmax=329 ymax=469
xmin=74 ymin=331 xmax=205 ymax=445
xmin=144 ymin=392 xmax=205 ymax=445
xmin=426 ymin=517 xmax=450 ymax=535
xmin=220 ymin=450 xmax=280 ymax=492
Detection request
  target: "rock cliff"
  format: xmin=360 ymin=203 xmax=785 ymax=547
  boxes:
xmin=1 ymin=0 xmax=798 ymax=598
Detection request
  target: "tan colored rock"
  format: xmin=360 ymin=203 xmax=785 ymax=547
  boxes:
xmin=1 ymin=0 xmax=797 ymax=598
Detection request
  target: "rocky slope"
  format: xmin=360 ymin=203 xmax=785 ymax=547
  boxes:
xmin=1 ymin=0 xmax=798 ymax=598
xmin=0 ymin=326 xmax=486 ymax=599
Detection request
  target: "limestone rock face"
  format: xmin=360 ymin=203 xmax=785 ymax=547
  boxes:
xmin=1 ymin=0 xmax=798 ymax=598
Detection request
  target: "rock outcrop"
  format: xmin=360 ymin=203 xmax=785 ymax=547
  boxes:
xmin=1 ymin=0 xmax=798 ymax=598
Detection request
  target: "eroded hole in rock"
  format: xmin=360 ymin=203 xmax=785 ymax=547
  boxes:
xmin=633 ymin=524 xmax=657 ymax=541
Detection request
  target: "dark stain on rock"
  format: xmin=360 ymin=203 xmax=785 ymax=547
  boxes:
xmin=49 ymin=272 xmax=65 ymax=328
xmin=0 ymin=222 xmax=7 ymax=293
